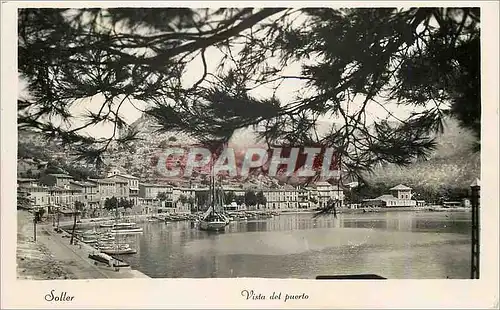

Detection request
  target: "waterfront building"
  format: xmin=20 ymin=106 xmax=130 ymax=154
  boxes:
xmin=40 ymin=173 xmax=74 ymax=187
xmin=139 ymin=183 xmax=173 ymax=205
xmin=361 ymin=184 xmax=417 ymax=208
xmin=443 ymin=199 xmax=471 ymax=208
xmin=47 ymin=186 xmax=84 ymax=208
xmin=69 ymin=180 xmax=100 ymax=207
xmin=416 ymin=200 xmax=426 ymax=207
xmin=389 ymin=184 xmax=413 ymax=199
xmin=223 ymin=188 xmax=245 ymax=197
xmin=297 ymin=188 xmax=311 ymax=209
xmin=104 ymin=175 xmax=130 ymax=199
xmin=174 ymin=201 xmax=191 ymax=214
xmin=17 ymin=184 xmax=50 ymax=207
xmin=261 ymin=188 xmax=300 ymax=210
xmin=172 ymin=187 xmax=197 ymax=202
xmin=307 ymin=182 xmax=345 ymax=208
xmin=88 ymin=178 xmax=116 ymax=205
xmin=224 ymin=201 xmax=247 ymax=211
xmin=17 ymin=177 xmax=85 ymax=211
xmin=17 ymin=178 xmax=39 ymax=188
xmin=157 ymin=200 xmax=191 ymax=214
xmin=106 ymin=174 xmax=140 ymax=204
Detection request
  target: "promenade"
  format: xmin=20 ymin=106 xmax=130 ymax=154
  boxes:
xmin=17 ymin=210 xmax=149 ymax=280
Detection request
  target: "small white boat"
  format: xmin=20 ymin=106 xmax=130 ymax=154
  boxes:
xmin=97 ymin=242 xmax=130 ymax=250
xmin=110 ymin=227 xmax=143 ymax=234
xmin=114 ymin=222 xmax=137 ymax=227
xmin=98 ymin=235 xmax=115 ymax=242
xmin=101 ymin=246 xmax=137 ymax=255
xmin=81 ymin=236 xmax=98 ymax=243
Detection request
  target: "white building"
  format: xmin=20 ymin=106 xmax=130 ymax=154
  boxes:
xmin=308 ymin=182 xmax=344 ymax=208
xmin=88 ymin=178 xmax=116 ymax=205
xmin=18 ymin=184 xmax=50 ymax=207
xmin=106 ymin=174 xmax=140 ymax=204
xmin=389 ymin=184 xmax=412 ymax=199
xmin=261 ymin=188 xmax=300 ymax=210
xmin=139 ymin=183 xmax=173 ymax=205
xmin=362 ymin=184 xmax=417 ymax=208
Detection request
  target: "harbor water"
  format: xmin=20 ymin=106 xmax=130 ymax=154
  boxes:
xmin=112 ymin=211 xmax=471 ymax=279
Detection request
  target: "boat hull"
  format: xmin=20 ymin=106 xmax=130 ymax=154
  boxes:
xmin=110 ymin=228 xmax=143 ymax=234
xmin=199 ymin=220 xmax=227 ymax=231
xmin=88 ymin=253 xmax=130 ymax=267
xmin=101 ymin=248 xmax=137 ymax=255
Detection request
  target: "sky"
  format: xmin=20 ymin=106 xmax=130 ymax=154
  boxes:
xmin=17 ymin=8 xmax=432 ymax=141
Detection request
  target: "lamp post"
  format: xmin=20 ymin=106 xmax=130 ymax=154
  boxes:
xmin=33 ymin=211 xmax=37 ymax=242
xmin=470 ymin=178 xmax=480 ymax=279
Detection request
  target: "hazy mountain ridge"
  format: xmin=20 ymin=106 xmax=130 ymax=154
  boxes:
xmin=18 ymin=114 xmax=480 ymax=190
xmin=365 ymin=117 xmax=480 ymax=189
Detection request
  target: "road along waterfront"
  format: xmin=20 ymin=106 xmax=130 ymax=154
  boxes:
xmin=16 ymin=210 xmax=149 ymax=280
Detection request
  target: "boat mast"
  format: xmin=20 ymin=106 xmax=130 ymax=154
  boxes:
xmin=338 ymin=155 xmax=342 ymax=208
xmin=210 ymin=153 xmax=215 ymax=215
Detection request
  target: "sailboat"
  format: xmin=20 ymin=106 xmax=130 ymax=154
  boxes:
xmin=198 ymin=156 xmax=230 ymax=232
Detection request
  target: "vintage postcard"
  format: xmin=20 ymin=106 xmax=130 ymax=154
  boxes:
xmin=1 ymin=1 xmax=499 ymax=308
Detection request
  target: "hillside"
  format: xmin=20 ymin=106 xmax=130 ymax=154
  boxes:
xmin=365 ymin=117 xmax=480 ymax=187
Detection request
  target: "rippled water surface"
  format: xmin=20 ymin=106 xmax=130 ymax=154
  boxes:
xmin=115 ymin=211 xmax=471 ymax=279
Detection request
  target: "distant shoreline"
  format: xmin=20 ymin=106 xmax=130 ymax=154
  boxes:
xmin=53 ymin=206 xmax=470 ymax=227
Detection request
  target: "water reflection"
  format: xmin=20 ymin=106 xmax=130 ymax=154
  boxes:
xmin=116 ymin=211 xmax=471 ymax=279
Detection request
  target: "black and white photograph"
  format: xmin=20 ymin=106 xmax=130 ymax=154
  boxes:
xmin=2 ymin=2 xmax=499 ymax=308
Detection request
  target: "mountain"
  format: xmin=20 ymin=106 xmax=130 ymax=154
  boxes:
xmin=19 ymin=113 xmax=480 ymax=191
xmin=363 ymin=117 xmax=480 ymax=190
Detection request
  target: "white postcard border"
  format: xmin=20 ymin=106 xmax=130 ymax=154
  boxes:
xmin=2 ymin=1 xmax=498 ymax=308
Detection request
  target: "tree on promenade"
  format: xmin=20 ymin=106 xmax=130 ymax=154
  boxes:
xmin=256 ymin=191 xmax=267 ymax=209
xmin=244 ymin=190 xmax=257 ymax=207
xmin=224 ymin=191 xmax=236 ymax=204
xmin=235 ymin=195 xmax=245 ymax=206
xmin=104 ymin=197 xmax=118 ymax=210
xmin=70 ymin=201 xmax=84 ymax=245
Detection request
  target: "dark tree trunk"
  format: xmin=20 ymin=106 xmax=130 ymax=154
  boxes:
xmin=69 ymin=212 xmax=77 ymax=245
xmin=33 ymin=217 xmax=37 ymax=241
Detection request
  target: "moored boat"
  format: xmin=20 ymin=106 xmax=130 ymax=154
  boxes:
xmin=96 ymin=242 xmax=130 ymax=250
xmin=110 ymin=225 xmax=143 ymax=233
xmin=81 ymin=236 xmax=98 ymax=243
xmin=88 ymin=252 xmax=130 ymax=267
xmin=98 ymin=234 xmax=115 ymax=242
xmin=199 ymin=211 xmax=228 ymax=232
xmin=197 ymin=157 xmax=231 ymax=231
xmin=101 ymin=247 xmax=137 ymax=255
